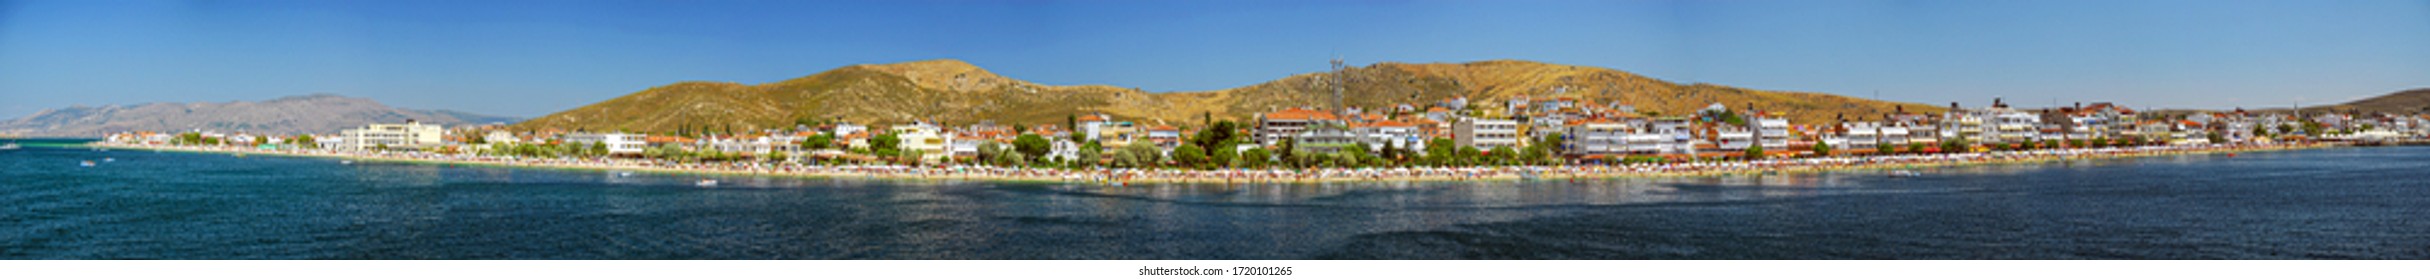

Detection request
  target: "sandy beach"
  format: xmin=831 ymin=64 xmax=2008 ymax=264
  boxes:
xmin=86 ymin=141 xmax=2336 ymax=185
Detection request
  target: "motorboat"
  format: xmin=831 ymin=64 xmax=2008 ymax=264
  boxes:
xmin=0 ymin=143 xmax=19 ymax=150
xmin=80 ymin=160 xmax=96 ymax=167
xmin=695 ymin=179 xmax=719 ymax=187
xmin=340 ymin=160 xmax=353 ymax=165
xmin=1888 ymin=170 xmax=1923 ymax=177
xmin=103 ymin=157 xmax=115 ymax=162
xmin=616 ymin=171 xmax=635 ymax=177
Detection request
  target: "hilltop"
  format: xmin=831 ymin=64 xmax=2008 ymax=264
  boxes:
xmin=514 ymin=59 xmax=1947 ymax=133
xmin=0 ymin=94 xmax=520 ymax=137
xmin=2329 ymin=88 xmax=2430 ymax=114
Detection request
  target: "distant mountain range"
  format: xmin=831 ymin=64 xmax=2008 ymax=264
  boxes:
xmin=515 ymin=59 xmax=1947 ymax=133
xmin=0 ymin=94 xmax=520 ymax=137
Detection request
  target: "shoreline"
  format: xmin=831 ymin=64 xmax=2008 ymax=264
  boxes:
xmin=86 ymin=141 xmax=2337 ymax=185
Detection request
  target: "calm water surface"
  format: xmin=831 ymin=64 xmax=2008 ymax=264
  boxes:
xmin=4 ymin=139 xmax=2427 ymax=259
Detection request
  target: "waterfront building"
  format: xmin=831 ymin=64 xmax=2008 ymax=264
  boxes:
xmin=560 ymin=132 xmax=648 ymax=155
xmin=891 ymin=122 xmax=952 ymax=161
xmin=1453 ymin=117 xmax=1520 ymax=150
xmin=340 ymin=120 xmax=445 ymax=150
xmin=1255 ymin=108 xmax=1340 ymax=145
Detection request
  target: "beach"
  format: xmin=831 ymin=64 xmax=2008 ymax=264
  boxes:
xmin=85 ymin=141 xmax=2335 ymax=185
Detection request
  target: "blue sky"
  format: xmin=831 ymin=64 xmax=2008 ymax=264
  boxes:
xmin=2 ymin=0 xmax=2425 ymax=118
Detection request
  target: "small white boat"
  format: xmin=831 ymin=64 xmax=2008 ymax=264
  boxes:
xmin=1889 ymin=170 xmax=1922 ymax=177
xmin=616 ymin=171 xmax=634 ymax=177
xmin=340 ymin=160 xmax=353 ymax=165
xmin=695 ymin=179 xmax=719 ymax=187
xmin=80 ymin=160 xmax=96 ymax=167
xmin=103 ymin=157 xmax=115 ymax=162
xmin=0 ymin=143 xmax=19 ymax=150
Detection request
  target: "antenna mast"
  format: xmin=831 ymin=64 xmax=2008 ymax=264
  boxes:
xmin=1331 ymin=57 xmax=1347 ymax=116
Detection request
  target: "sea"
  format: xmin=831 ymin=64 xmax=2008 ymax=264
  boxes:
xmin=3 ymin=138 xmax=2426 ymax=259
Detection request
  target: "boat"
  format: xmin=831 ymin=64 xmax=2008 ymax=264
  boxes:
xmin=80 ymin=160 xmax=96 ymax=167
xmin=695 ymin=179 xmax=719 ymax=187
xmin=0 ymin=143 xmax=19 ymax=150
xmin=1888 ymin=170 xmax=1922 ymax=177
xmin=340 ymin=160 xmax=353 ymax=165
xmin=102 ymin=157 xmax=115 ymax=162
xmin=616 ymin=171 xmax=634 ymax=177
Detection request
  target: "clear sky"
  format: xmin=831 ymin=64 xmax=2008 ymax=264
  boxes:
xmin=2 ymin=0 xmax=2426 ymax=118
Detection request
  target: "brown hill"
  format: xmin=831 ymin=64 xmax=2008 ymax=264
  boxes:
xmin=514 ymin=59 xmax=1945 ymax=134
xmin=2331 ymin=88 xmax=2430 ymax=114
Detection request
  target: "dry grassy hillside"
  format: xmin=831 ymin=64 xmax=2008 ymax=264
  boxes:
xmin=515 ymin=59 xmax=1946 ymax=134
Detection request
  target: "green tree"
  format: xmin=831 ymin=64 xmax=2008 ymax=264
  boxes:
xmin=294 ymin=135 xmax=317 ymax=148
xmin=1123 ymin=142 xmax=1162 ymax=168
xmin=591 ymin=141 xmax=610 ymax=157
xmin=1812 ymin=141 xmax=1832 ymax=156
xmin=1333 ymin=149 xmax=1360 ymax=167
xmin=1908 ymin=142 xmax=1927 ymax=154
xmin=769 ymin=151 xmax=789 ymax=163
xmin=801 ymin=133 xmax=835 ymax=151
xmin=977 ymin=141 xmax=1006 ymax=165
xmin=1074 ymin=141 xmax=1104 ymax=168
xmin=1456 ymin=146 xmax=1483 ymax=166
xmin=1275 ymin=138 xmax=1297 ymax=165
xmin=869 ymin=133 xmax=902 ymax=156
xmin=1209 ymin=140 xmax=1238 ymax=168
xmin=1744 ymin=145 xmax=1764 ymax=160
xmin=2207 ymin=131 xmax=2226 ymax=144
xmin=1536 ymin=133 xmax=1566 ymax=160
xmin=2091 ymin=137 xmax=2111 ymax=148
xmin=1172 ymin=143 xmax=1208 ymax=169
xmin=1487 ymin=146 xmax=1518 ymax=166
xmin=1241 ymin=148 xmax=1271 ymax=169
xmin=1013 ymin=134 xmax=1052 ymax=159
xmin=1876 ymin=143 xmax=1895 ymax=154
xmin=1426 ymin=138 xmax=1457 ymax=166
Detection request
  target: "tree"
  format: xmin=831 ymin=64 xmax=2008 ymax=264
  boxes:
xmin=591 ymin=142 xmax=610 ymax=157
xmin=1208 ymin=142 xmax=1238 ymax=168
xmin=375 ymin=143 xmax=390 ymax=151
xmin=1908 ymin=142 xmax=1927 ymax=154
xmin=1811 ymin=141 xmax=1832 ymax=156
xmin=1456 ymin=146 xmax=1483 ymax=166
xmin=1426 ymin=138 xmax=1457 ymax=166
xmin=1123 ymin=142 xmax=1162 ymax=168
xmin=1536 ymin=133 xmax=1566 ymax=160
xmin=1333 ymin=149 xmax=1360 ymax=168
xmin=768 ymin=151 xmax=789 ymax=163
xmin=1065 ymin=114 xmax=1081 ymax=142
xmin=1241 ymin=148 xmax=1271 ymax=169
xmin=2091 ymin=137 xmax=2111 ymax=148
xmin=2207 ymin=131 xmax=2226 ymax=144
xmin=2276 ymin=124 xmax=2295 ymax=135
xmin=802 ymin=133 xmax=835 ymax=151
xmin=253 ymin=136 xmax=268 ymax=145
xmin=977 ymin=142 xmax=1007 ymax=165
xmin=1074 ymin=142 xmax=1103 ymax=168
xmin=869 ymin=133 xmax=902 ymax=156
xmin=294 ymin=135 xmax=317 ymax=148
xmin=1172 ymin=143 xmax=1208 ymax=169
xmin=1346 ymin=143 xmax=1375 ymax=167
xmin=1275 ymin=138 xmax=1297 ymax=165
xmin=1487 ymin=146 xmax=1518 ymax=166
xmin=1744 ymin=145 xmax=1764 ymax=160
xmin=2302 ymin=121 xmax=2325 ymax=136
xmin=1192 ymin=121 xmax=1238 ymax=158
xmin=1942 ymin=137 xmax=1968 ymax=154
xmin=1877 ymin=143 xmax=1895 ymax=154
xmin=1013 ymin=134 xmax=1052 ymax=159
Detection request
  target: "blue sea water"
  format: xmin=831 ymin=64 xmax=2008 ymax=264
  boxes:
xmin=3 ymin=139 xmax=2426 ymax=259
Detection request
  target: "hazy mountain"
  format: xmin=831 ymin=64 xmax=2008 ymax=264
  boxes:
xmin=0 ymin=94 xmax=521 ymax=137
xmin=515 ymin=59 xmax=1948 ymax=134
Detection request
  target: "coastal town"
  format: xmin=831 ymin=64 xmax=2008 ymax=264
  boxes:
xmin=90 ymin=97 xmax=2430 ymax=183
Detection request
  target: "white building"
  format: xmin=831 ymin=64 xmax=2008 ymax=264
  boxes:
xmin=1453 ymin=118 xmax=1519 ymax=150
xmin=340 ymin=120 xmax=445 ymax=150
xmin=560 ymin=133 xmax=648 ymax=155
xmin=892 ymin=122 xmax=952 ymax=161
